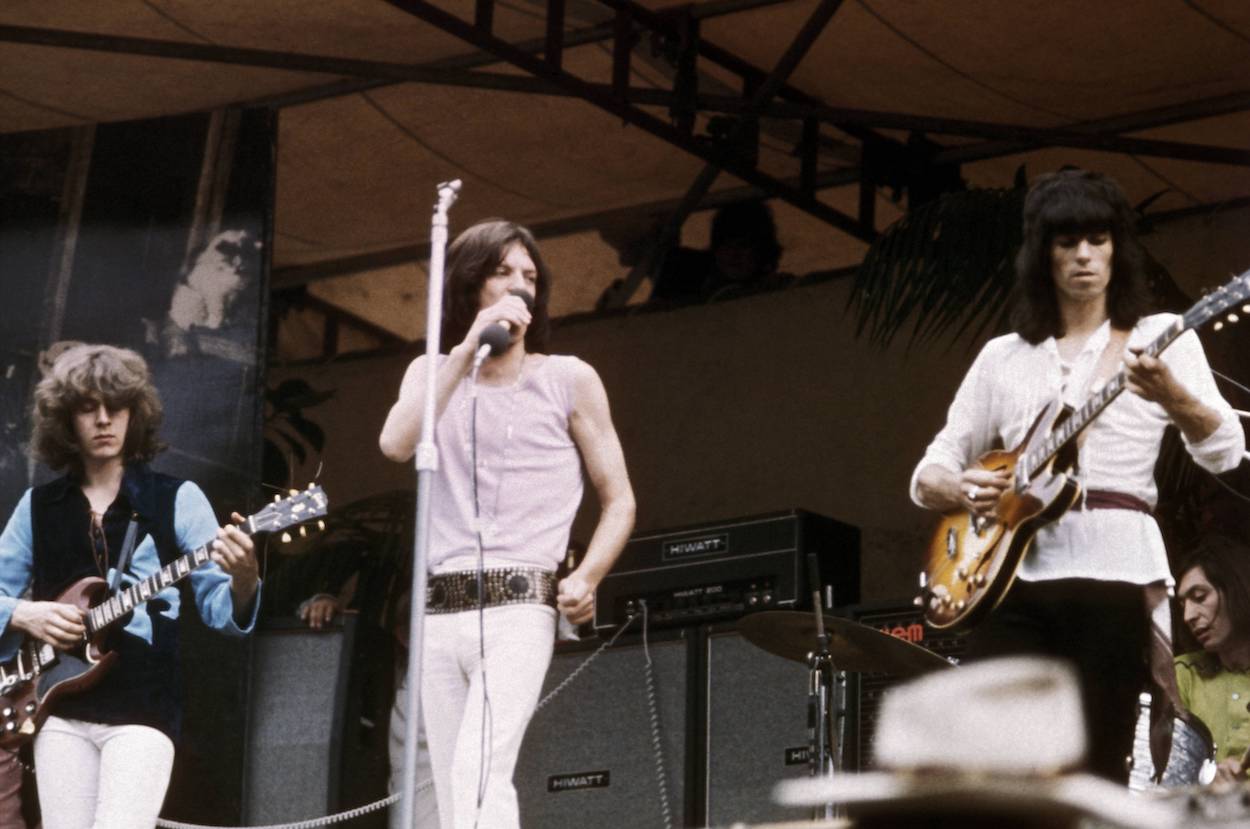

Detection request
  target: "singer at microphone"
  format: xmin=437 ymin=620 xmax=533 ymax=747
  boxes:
xmin=378 ymin=219 xmax=635 ymax=828
xmin=476 ymin=287 xmax=535 ymax=361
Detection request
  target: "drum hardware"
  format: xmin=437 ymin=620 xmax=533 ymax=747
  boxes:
xmin=736 ymin=613 xmax=953 ymax=676
xmin=1127 ymin=691 xmax=1217 ymax=791
xmin=737 ymin=558 xmax=954 ymax=822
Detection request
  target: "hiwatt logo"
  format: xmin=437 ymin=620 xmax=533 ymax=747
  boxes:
xmin=784 ymin=746 xmax=811 ymax=766
xmin=662 ymin=533 xmax=728 ymax=561
xmin=547 ymin=770 xmax=610 ymax=793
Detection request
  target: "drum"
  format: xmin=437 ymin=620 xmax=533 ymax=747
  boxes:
xmin=1127 ymin=692 xmax=1215 ymax=791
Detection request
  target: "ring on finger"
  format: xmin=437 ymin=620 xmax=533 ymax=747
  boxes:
xmin=965 ymin=485 xmax=980 ymax=500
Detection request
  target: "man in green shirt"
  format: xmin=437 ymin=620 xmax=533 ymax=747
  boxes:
xmin=1176 ymin=535 xmax=1250 ymax=783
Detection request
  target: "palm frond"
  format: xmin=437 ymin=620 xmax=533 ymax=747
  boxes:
xmin=849 ymin=183 xmax=1026 ymax=349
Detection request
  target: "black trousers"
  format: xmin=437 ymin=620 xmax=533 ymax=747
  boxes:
xmin=964 ymin=578 xmax=1150 ymax=783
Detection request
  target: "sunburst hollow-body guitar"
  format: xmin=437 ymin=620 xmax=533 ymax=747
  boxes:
xmin=918 ymin=269 xmax=1250 ymax=630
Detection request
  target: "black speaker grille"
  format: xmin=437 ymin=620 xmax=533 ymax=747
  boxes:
xmin=516 ymin=631 xmax=691 ymax=828
xmin=704 ymin=630 xmax=811 ymax=826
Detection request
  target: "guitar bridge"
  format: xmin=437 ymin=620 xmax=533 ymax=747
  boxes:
xmin=945 ymin=526 xmax=957 ymax=558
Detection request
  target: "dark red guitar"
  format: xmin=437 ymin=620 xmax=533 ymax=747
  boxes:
xmin=0 ymin=485 xmax=328 ymax=746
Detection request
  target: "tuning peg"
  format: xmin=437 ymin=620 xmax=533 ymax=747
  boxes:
xmin=1242 ymin=304 xmax=1249 ymax=314
xmin=1229 ymin=313 xmax=1240 ymax=324
xmin=299 ymin=526 xmax=307 ymax=538
xmin=273 ymin=493 xmax=282 ymax=503
xmin=308 ymin=483 xmax=315 ymax=490
xmin=317 ymin=520 xmax=325 ymax=531
xmin=1215 ymin=321 xmax=1225 ymax=332
xmin=289 ymin=488 xmax=299 ymax=496
xmin=281 ymin=532 xmax=292 ymax=543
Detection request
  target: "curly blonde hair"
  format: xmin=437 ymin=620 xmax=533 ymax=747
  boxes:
xmin=31 ymin=343 xmax=165 ymax=471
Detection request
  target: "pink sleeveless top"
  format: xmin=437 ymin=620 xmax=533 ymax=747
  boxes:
xmin=428 ymin=354 xmax=585 ymax=573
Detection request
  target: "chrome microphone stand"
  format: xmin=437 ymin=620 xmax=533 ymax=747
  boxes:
xmin=398 ymin=178 xmax=461 ymax=829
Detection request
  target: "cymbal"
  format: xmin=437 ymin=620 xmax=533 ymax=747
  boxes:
xmin=737 ymin=611 xmax=952 ymax=676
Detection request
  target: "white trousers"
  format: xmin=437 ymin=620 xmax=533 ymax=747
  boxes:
xmin=34 ymin=716 xmax=175 ymax=829
xmin=389 ymin=673 xmax=440 ymax=829
xmin=421 ymin=604 xmax=555 ymax=829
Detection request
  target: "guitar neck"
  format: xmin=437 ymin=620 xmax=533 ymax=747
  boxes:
xmin=1027 ymin=318 xmax=1185 ymax=474
xmin=84 ymin=541 xmax=222 ymax=636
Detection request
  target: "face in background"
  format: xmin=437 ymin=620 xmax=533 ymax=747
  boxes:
xmin=1050 ymin=230 xmax=1113 ymax=306
xmin=1179 ymin=565 xmax=1235 ymax=654
xmin=72 ymin=396 xmax=131 ymax=467
xmin=477 ymin=241 xmax=538 ymax=338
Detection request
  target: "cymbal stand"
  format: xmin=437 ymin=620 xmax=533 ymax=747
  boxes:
xmin=805 ymin=575 xmax=843 ymax=820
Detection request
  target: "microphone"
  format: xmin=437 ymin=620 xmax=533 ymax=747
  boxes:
xmin=476 ymin=288 xmax=535 ymax=360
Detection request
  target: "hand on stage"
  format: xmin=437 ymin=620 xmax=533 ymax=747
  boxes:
xmin=11 ymin=600 xmax=86 ymax=649
xmin=958 ymin=467 xmax=1010 ymax=515
xmin=1214 ymin=755 xmax=1247 ymax=785
xmin=212 ymin=512 xmax=259 ymax=607
xmin=557 ymin=572 xmax=595 ymax=625
xmin=299 ymin=595 xmax=341 ymax=630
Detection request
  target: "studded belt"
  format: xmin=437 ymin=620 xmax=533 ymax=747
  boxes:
xmin=426 ymin=567 xmax=558 ymax=614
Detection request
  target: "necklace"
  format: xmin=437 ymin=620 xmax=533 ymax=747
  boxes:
xmin=458 ymin=354 xmax=532 ymax=543
xmin=88 ymin=509 xmax=110 ymax=577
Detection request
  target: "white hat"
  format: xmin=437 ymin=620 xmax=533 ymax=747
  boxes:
xmin=774 ymin=657 xmax=1176 ymax=828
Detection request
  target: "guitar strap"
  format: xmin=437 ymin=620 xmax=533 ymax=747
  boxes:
xmin=1079 ymin=327 xmax=1130 ymax=410
xmin=1068 ymin=327 xmax=1130 ymax=463
xmin=108 ymin=514 xmax=141 ymax=594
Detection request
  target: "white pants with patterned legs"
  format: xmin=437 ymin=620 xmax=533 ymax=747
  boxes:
xmin=421 ymin=604 xmax=555 ymax=829
xmin=34 ymin=716 xmax=175 ymax=829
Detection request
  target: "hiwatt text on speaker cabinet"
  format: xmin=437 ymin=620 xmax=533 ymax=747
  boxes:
xmin=702 ymin=625 xmax=813 ymax=826
xmin=515 ymin=627 xmax=695 ymax=828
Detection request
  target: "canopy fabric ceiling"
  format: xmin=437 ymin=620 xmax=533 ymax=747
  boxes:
xmin=2 ymin=1 xmax=1248 ymax=346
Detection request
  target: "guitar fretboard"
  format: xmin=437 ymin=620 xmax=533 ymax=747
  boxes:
xmin=85 ymin=544 xmax=216 ymax=635
xmin=1020 ymin=316 xmax=1186 ymax=484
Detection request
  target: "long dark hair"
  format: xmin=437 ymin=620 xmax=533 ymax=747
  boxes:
xmin=439 ymin=220 xmax=552 ymax=354
xmin=1010 ymin=169 xmax=1152 ymax=344
xmin=1177 ymin=535 xmax=1250 ymax=673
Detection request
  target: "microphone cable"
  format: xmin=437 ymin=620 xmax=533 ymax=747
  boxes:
xmin=467 ymin=360 xmax=494 ymax=828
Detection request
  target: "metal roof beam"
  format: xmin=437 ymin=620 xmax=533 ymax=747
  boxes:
xmin=270 ymin=165 xmax=860 ymax=290
xmin=382 ymin=0 xmax=873 ymax=244
xmin=5 ymin=24 xmax=1242 ymax=166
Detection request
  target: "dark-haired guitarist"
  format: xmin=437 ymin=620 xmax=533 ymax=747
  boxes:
xmin=0 ymin=344 xmax=260 ymax=829
xmin=911 ymin=170 xmax=1244 ymax=783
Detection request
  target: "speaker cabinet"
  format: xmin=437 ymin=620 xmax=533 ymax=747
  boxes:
xmin=703 ymin=627 xmax=812 ymax=826
xmin=241 ymin=613 xmax=357 ymax=823
xmin=516 ymin=628 xmax=694 ymax=828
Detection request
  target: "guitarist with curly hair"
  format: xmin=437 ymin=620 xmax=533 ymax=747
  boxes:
xmin=0 ymin=343 xmax=260 ymax=829
xmin=912 ymin=169 xmax=1245 ymax=783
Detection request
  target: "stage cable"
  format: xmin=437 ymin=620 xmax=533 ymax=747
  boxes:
xmin=1206 ymin=368 xmax=1250 ymax=505
xmin=468 ymin=360 xmax=494 ymax=829
xmin=639 ymin=600 xmax=674 ymax=829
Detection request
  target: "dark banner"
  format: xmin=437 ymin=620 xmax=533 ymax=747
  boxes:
xmin=0 ymin=108 xmax=274 ymax=822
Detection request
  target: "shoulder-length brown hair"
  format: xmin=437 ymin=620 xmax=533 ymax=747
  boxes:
xmin=439 ymin=220 xmax=552 ymax=354
xmin=1010 ymin=169 xmax=1152 ymax=344
xmin=31 ymin=343 xmax=165 ymax=472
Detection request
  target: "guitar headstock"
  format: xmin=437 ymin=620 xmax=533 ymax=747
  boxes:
xmin=1187 ymin=268 xmax=1250 ymax=333
xmin=246 ymin=485 xmax=329 ymax=536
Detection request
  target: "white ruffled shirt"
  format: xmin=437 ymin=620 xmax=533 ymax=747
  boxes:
xmin=911 ymin=313 xmax=1245 ymax=585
